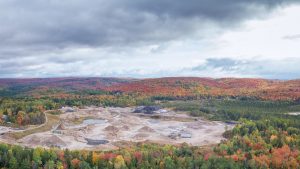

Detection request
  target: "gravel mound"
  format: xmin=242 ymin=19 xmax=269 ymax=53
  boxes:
xmin=138 ymin=126 xmax=155 ymax=132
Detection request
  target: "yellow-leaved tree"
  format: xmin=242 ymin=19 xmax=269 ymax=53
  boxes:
xmin=114 ymin=155 xmax=126 ymax=169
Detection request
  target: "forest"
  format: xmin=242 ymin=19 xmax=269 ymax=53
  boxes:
xmin=1 ymin=0 xmax=300 ymax=166
xmin=0 ymin=115 xmax=299 ymax=169
xmin=0 ymin=78 xmax=300 ymax=168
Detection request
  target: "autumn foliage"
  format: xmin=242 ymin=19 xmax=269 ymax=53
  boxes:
xmin=0 ymin=77 xmax=299 ymax=101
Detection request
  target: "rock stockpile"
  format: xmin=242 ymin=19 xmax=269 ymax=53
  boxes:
xmin=133 ymin=106 xmax=162 ymax=114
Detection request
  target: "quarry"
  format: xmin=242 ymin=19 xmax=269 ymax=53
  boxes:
xmin=0 ymin=106 xmax=234 ymax=150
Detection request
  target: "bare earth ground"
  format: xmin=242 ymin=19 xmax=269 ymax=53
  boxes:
xmin=0 ymin=107 xmax=234 ymax=150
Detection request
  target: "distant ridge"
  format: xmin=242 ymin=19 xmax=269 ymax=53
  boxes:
xmin=0 ymin=77 xmax=299 ymax=100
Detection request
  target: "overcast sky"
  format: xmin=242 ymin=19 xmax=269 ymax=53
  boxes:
xmin=0 ymin=0 xmax=300 ymax=79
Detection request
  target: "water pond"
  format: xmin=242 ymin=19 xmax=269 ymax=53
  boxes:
xmin=83 ymin=119 xmax=107 ymax=125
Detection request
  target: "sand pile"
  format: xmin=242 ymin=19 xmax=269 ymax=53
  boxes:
xmin=56 ymin=122 xmax=66 ymax=130
xmin=104 ymin=125 xmax=119 ymax=133
xmin=122 ymin=125 xmax=130 ymax=130
xmin=21 ymin=135 xmax=41 ymax=145
xmin=138 ymin=126 xmax=155 ymax=132
xmin=20 ymin=135 xmax=67 ymax=148
xmin=42 ymin=135 xmax=67 ymax=147
xmin=134 ymin=133 xmax=149 ymax=139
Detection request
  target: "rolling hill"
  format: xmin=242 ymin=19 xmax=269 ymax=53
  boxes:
xmin=0 ymin=77 xmax=299 ymax=100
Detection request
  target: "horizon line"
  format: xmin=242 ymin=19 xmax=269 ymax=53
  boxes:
xmin=0 ymin=76 xmax=299 ymax=81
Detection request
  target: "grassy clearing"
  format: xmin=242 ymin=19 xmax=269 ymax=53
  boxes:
xmin=8 ymin=113 xmax=60 ymax=140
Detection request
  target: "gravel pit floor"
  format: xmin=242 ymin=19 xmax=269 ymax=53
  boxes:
xmin=0 ymin=107 xmax=234 ymax=150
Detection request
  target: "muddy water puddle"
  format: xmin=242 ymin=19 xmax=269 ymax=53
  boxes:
xmin=82 ymin=119 xmax=107 ymax=125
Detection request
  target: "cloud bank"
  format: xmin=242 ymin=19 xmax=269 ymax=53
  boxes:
xmin=0 ymin=0 xmax=299 ymax=78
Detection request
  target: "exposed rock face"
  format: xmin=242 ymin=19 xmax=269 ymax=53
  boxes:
xmin=168 ymin=132 xmax=178 ymax=140
xmin=61 ymin=106 xmax=75 ymax=113
xmin=180 ymin=132 xmax=192 ymax=138
xmin=168 ymin=131 xmax=192 ymax=139
xmin=85 ymin=138 xmax=109 ymax=145
xmin=133 ymin=106 xmax=161 ymax=114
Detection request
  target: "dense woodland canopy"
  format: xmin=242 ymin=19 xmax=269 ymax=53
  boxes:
xmin=0 ymin=116 xmax=299 ymax=169
xmin=0 ymin=77 xmax=299 ymax=126
xmin=0 ymin=77 xmax=299 ymax=100
xmin=0 ymin=77 xmax=300 ymax=168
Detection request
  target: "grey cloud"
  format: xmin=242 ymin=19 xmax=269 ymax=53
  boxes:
xmin=0 ymin=0 xmax=299 ymax=78
xmin=124 ymin=0 xmax=288 ymax=20
xmin=0 ymin=0 xmax=298 ymax=57
xmin=190 ymin=57 xmax=246 ymax=73
xmin=190 ymin=57 xmax=300 ymax=80
xmin=192 ymin=58 xmax=242 ymax=71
